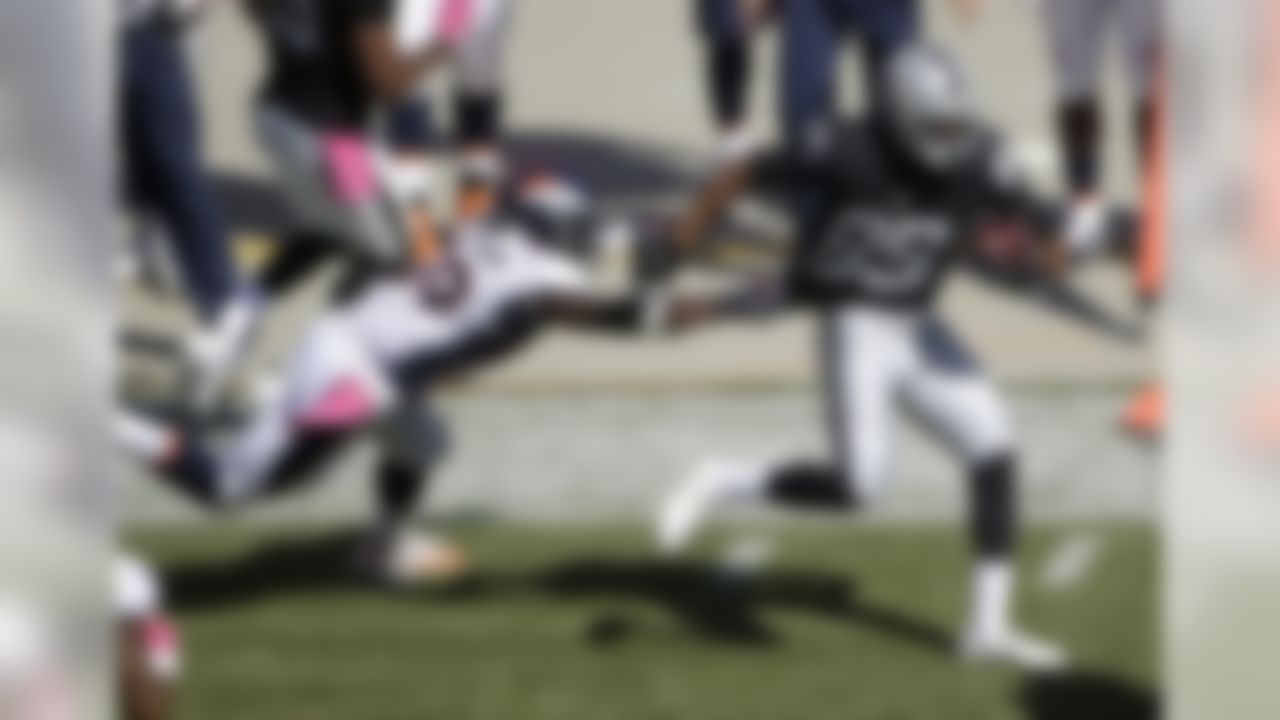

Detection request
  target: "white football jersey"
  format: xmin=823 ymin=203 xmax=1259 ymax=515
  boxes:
xmin=340 ymin=222 xmax=590 ymax=370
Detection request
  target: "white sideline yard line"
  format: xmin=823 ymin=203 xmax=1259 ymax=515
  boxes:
xmin=1038 ymin=532 xmax=1104 ymax=591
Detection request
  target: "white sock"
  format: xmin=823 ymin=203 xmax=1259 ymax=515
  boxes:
xmin=113 ymin=411 xmax=173 ymax=464
xmin=381 ymin=155 xmax=438 ymax=207
xmin=715 ymin=460 xmax=774 ymax=505
xmin=460 ymin=148 xmax=504 ymax=186
xmin=1065 ymin=195 xmax=1109 ymax=258
xmin=965 ymin=558 xmax=1014 ymax=639
xmin=713 ymin=125 xmax=757 ymax=168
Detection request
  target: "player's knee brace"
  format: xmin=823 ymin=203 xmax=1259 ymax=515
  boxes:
xmin=968 ymin=454 xmax=1018 ymax=559
xmin=767 ymin=462 xmax=859 ymax=509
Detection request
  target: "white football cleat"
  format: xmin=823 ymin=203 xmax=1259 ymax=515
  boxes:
xmin=656 ymin=459 xmax=758 ymax=555
xmin=959 ymin=627 xmax=1069 ymax=673
xmin=184 ymin=296 xmax=263 ymax=414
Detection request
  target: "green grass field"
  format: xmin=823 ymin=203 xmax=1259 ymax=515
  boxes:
xmin=128 ymin=522 xmax=1156 ymax=720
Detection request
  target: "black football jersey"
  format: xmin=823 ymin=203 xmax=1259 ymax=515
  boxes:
xmin=248 ymin=0 xmax=393 ymax=129
xmin=758 ymin=120 xmax=1047 ymax=308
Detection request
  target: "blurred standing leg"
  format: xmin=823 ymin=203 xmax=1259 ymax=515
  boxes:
xmin=1041 ymin=0 xmax=1115 ymax=262
xmin=120 ymin=19 xmax=239 ymax=323
xmin=453 ymin=0 xmax=516 ymax=187
xmin=1043 ymin=0 xmax=1108 ymax=198
xmin=120 ymin=16 xmax=262 ymax=412
xmin=844 ymin=0 xmax=921 ymax=113
xmin=1118 ymin=0 xmax=1162 ymax=169
xmin=695 ymin=0 xmax=761 ymax=164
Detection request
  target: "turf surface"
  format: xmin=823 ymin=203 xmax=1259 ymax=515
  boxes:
xmin=129 ymin=522 xmax=1156 ymax=720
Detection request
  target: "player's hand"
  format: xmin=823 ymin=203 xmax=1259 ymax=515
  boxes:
xmin=976 ymin=217 xmax=1034 ymax=265
xmin=973 ymin=216 xmax=1046 ymax=283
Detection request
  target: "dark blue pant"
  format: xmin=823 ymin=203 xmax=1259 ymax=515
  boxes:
xmin=386 ymin=98 xmax=438 ymax=153
xmin=121 ymin=21 xmax=238 ymax=321
xmin=696 ymin=0 xmax=750 ymax=42
xmin=780 ymin=0 xmax=920 ymax=146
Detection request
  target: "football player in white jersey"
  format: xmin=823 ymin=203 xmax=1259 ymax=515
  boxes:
xmin=115 ymin=176 xmax=752 ymax=584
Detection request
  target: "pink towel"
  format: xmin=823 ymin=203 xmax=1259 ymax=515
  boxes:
xmin=297 ymin=375 xmax=380 ymax=432
xmin=321 ymin=133 xmax=377 ymax=206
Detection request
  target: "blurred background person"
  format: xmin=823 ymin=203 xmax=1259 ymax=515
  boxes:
xmin=119 ymin=0 xmax=263 ymax=413
xmin=383 ymin=0 xmax=517 ymax=225
xmin=1040 ymin=0 xmax=1162 ymax=257
xmin=693 ymin=0 xmax=773 ymax=167
xmin=188 ymin=0 xmax=470 ymax=413
xmin=116 ymin=553 xmax=180 ymax=720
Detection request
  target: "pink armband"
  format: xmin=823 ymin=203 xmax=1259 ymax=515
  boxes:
xmin=320 ymin=133 xmax=378 ymax=206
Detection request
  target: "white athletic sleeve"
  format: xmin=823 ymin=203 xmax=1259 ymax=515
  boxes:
xmin=505 ymin=232 xmax=592 ymax=299
xmin=114 ymin=553 xmax=162 ymax=621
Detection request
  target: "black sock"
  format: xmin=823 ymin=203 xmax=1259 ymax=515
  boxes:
xmin=707 ymin=39 xmax=751 ymax=130
xmin=454 ymin=92 xmax=502 ymax=149
xmin=376 ymin=458 xmax=431 ymax=531
xmin=766 ymin=461 xmax=856 ymax=509
xmin=969 ymin=455 xmax=1018 ymax=558
xmin=1056 ymin=98 xmax=1102 ymax=196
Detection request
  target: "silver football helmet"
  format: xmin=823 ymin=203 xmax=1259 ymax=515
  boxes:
xmin=883 ymin=43 xmax=983 ymax=171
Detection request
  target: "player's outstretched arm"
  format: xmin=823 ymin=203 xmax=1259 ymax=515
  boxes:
xmin=539 ymin=294 xmax=668 ymax=335
xmin=670 ymin=158 xmax=759 ymax=257
xmin=541 ymin=273 xmax=788 ymax=336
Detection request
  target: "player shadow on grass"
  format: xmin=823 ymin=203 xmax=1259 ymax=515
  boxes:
xmin=161 ymin=530 xmax=950 ymax=655
xmin=1019 ymin=671 xmax=1159 ymax=720
xmin=162 ymin=531 xmax=1159 ymax=716
xmin=465 ymin=558 xmax=955 ymax=655
xmin=209 ymin=129 xmax=700 ymax=239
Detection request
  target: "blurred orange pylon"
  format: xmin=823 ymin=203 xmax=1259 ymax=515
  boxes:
xmin=1123 ymin=58 xmax=1167 ymax=440
xmin=1135 ymin=61 xmax=1166 ymax=303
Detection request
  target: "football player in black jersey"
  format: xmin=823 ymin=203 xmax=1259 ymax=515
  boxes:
xmin=657 ymin=43 xmax=1079 ymax=671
